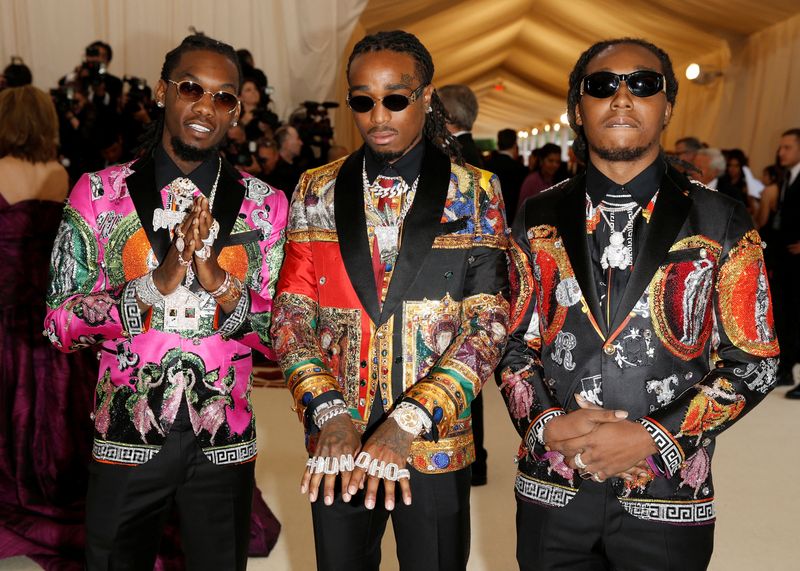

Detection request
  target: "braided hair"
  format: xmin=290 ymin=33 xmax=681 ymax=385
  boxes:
xmin=134 ymin=34 xmax=242 ymax=159
xmin=347 ymin=30 xmax=463 ymax=165
xmin=566 ymin=38 xmax=678 ymax=163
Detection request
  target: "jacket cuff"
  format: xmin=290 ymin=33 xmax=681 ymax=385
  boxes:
xmin=638 ymin=417 xmax=685 ymax=477
xmin=525 ymin=407 xmax=565 ymax=450
xmin=403 ymin=372 xmax=462 ymax=440
xmin=287 ymin=361 xmax=340 ymax=422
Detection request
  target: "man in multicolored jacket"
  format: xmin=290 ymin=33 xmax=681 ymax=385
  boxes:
xmin=271 ymin=31 xmax=509 ymax=570
xmin=499 ymin=38 xmax=778 ymax=570
xmin=45 ymin=35 xmax=287 ymax=570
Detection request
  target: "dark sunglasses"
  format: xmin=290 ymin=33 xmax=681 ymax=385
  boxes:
xmin=580 ymin=71 xmax=666 ymax=99
xmin=347 ymin=83 xmax=427 ymax=113
xmin=168 ymin=79 xmax=240 ymax=113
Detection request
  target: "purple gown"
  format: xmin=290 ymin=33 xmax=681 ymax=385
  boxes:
xmin=0 ymin=194 xmax=279 ymax=569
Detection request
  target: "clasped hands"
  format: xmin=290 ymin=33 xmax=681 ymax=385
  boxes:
xmin=300 ymin=413 xmax=415 ymax=511
xmin=543 ymin=395 xmax=659 ymax=483
xmin=152 ymin=196 xmax=226 ymax=299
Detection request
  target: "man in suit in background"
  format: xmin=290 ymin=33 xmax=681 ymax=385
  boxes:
xmin=485 ymin=128 xmax=528 ymax=225
xmin=439 ymin=84 xmax=484 ymax=169
xmin=773 ymin=128 xmax=800 ymax=397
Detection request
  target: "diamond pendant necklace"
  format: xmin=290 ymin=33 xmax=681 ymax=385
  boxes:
xmin=598 ymin=201 xmax=641 ymax=271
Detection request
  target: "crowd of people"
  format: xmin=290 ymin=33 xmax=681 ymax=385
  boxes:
xmin=0 ymin=27 xmax=794 ymax=571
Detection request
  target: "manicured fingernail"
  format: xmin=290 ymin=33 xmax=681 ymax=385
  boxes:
xmin=575 ymin=393 xmax=585 ymax=401
xmin=324 ymin=495 xmax=333 ymax=506
xmin=348 ymin=486 xmax=357 ymax=496
xmin=615 ymin=410 xmax=628 ymax=418
xmin=300 ymin=485 xmax=307 ymax=494
xmin=365 ymin=498 xmax=374 ymax=510
xmin=309 ymin=492 xmax=316 ymax=502
xmin=386 ymin=500 xmax=394 ymax=511
xmin=342 ymin=492 xmax=351 ymax=503
xmin=403 ymin=496 xmax=411 ymax=506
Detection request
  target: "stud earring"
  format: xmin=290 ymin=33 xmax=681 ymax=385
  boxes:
xmin=231 ymin=121 xmax=238 ymax=127
xmin=157 ymin=101 xmax=164 ymax=108
xmin=426 ymin=105 xmax=432 ymax=113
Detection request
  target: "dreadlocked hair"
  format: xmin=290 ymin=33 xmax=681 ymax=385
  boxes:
xmin=566 ymin=38 xmax=678 ymax=163
xmin=134 ymin=34 xmax=243 ymax=159
xmin=347 ymin=30 xmax=463 ymax=165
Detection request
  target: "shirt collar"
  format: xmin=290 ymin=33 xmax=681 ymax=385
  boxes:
xmin=154 ymin=144 xmax=220 ymax=195
xmin=789 ymin=162 xmax=800 ymax=186
xmin=586 ymin=155 xmax=665 ymax=207
xmin=365 ymin=139 xmax=425 ymax=187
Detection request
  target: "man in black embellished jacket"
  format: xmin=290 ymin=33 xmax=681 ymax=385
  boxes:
xmin=499 ymin=38 xmax=778 ymax=570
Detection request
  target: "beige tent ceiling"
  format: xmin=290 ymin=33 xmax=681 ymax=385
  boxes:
xmin=353 ymin=0 xmax=800 ymax=139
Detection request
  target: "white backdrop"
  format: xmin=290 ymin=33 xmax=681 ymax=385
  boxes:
xmin=0 ymin=0 xmax=367 ymax=121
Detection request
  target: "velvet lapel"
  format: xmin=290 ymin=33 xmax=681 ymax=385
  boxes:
xmin=211 ymin=160 xmax=245 ymax=254
xmin=334 ymin=147 xmax=381 ymax=325
xmin=608 ymin=168 xmax=691 ymax=335
xmin=556 ymin=174 xmax=607 ymax=336
xmin=379 ymin=142 xmax=452 ymax=325
xmin=126 ymin=156 xmax=172 ymax=264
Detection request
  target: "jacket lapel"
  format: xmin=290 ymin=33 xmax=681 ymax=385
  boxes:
xmin=379 ymin=143 xmax=452 ymax=324
xmin=556 ymin=174 xmax=607 ymax=336
xmin=608 ymin=167 xmax=692 ymax=335
xmin=334 ymin=147 xmax=382 ymax=325
xmin=126 ymin=156 xmax=172 ymax=264
xmin=211 ymin=160 xmax=245 ymax=255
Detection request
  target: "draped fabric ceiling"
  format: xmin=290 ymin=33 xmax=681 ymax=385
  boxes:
xmin=336 ymin=0 xmax=800 ymax=172
xmin=1 ymin=0 xmax=798 ymax=171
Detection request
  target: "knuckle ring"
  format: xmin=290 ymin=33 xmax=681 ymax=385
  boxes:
xmin=384 ymin=463 xmax=400 ymax=481
xmin=323 ymin=456 xmax=339 ymax=475
xmin=396 ymin=469 xmax=411 ymax=480
xmin=339 ymin=454 xmax=354 ymax=472
xmin=354 ymin=451 xmax=371 ymax=470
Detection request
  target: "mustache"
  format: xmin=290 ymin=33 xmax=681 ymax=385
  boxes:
xmin=368 ymin=127 xmax=398 ymax=135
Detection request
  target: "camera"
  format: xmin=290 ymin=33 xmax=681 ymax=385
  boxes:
xmin=50 ymin=85 xmax=77 ymax=116
xmin=122 ymin=75 xmax=152 ymax=115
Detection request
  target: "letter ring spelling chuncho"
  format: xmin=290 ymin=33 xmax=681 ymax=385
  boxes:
xmin=306 ymin=457 xmax=323 ymax=474
xmin=354 ymin=451 xmax=372 ymax=470
xmin=339 ymin=454 xmax=355 ymax=472
xmin=574 ymin=452 xmax=588 ymax=470
xmin=367 ymin=459 xmax=387 ymax=479
xmin=396 ymin=469 xmax=411 ymax=480
xmin=323 ymin=456 xmax=340 ymax=475
xmin=383 ymin=463 xmax=400 ymax=481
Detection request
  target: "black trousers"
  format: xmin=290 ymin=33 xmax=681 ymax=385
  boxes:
xmin=516 ymin=481 xmax=714 ymax=571
xmin=311 ymin=466 xmax=471 ymax=571
xmin=85 ymin=429 xmax=255 ymax=570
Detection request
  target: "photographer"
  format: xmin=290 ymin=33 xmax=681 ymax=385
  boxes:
xmin=51 ymin=80 xmax=103 ymax=183
xmin=78 ymin=41 xmax=123 ymax=114
xmin=265 ymin=125 xmax=303 ymax=200
xmin=120 ymin=75 xmax=155 ymax=159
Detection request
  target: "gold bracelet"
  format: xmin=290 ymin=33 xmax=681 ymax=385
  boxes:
xmin=214 ymin=275 xmax=242 ymax=305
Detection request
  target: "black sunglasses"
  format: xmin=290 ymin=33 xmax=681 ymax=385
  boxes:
xmin=168 ymin=79 xmax=240 ymax=113
xmin=347 ymin=83 xmax=427 ymax=113
xmin=580 ymin=71 xmax=666 ymax=99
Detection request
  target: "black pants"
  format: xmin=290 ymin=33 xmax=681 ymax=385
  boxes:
xmin=516 ymin=481 xmax=714 ymax=571
xmin=311 ymin=466 xmax=471 ymax=571
xmin=85 ymin=429 xmax=255 ymax=570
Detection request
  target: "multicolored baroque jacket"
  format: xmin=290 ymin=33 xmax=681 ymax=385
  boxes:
xmin=45 ymin=157 xmax=287 ymax=466
xmin=271 ymin=143 xmax=510 ymax=474
xmin=498 ymin=165 xmax=778 ymax=525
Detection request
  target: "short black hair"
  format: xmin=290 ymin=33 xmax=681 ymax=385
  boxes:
xmin=346 ymin=30 xmax=461 ymax=164
xmin=567 ymin=38 xmax=678 ymax=161
xmin=3 ymin=61 xmax=32 ymax=87
xmin=497 ymin=128 xmax=517 ymax=151
xmin=676 ymin=136 xmax=703 ymax=152
xmin=87 ymin=40 xmax=113 ymax=62
xmin=135 ymin=34 xmax=242 ymax=158
xmin=782 ymin=128 xmax=800 ymax=140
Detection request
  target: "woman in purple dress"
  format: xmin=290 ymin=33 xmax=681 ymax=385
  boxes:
xmin=0 ymin=86 xmax=98 ymax=569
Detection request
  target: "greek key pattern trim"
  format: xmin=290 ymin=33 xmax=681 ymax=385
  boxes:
xmin=121 ymin=281 xmax=143 ymax=336
xmin=527 ymin=408 xmax=566 ymax=449
xmin=218 ymin=288 xmax=250 ymax=338
xmin=93 ymin=440 xmax=158 ymax=465
xmin=203 ymin=439 xmax=257 ymax=465
xmin=620 ymin=498 xmax=715 ymax=525
xmin=515 ymin=472 xmax=577 ymax=508
xmin=638 ymin=417 xmax=684 ymax=476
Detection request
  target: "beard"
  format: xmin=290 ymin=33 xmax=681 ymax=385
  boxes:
xmin=370 ymin=148 xmax=406 ymax=163
xmin=171 ymin=135 xmax=220 ymax=163
xmin=590 ymin=141 xmax=653 ymax=162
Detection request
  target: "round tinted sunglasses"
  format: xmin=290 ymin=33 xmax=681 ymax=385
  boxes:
xmin=580 ymin=71 xmax=666 ymax=99
xmin=347 ymin=83 xmax=427 ymax=113
xmin=168 ymin=79 xmax=240 ymax=113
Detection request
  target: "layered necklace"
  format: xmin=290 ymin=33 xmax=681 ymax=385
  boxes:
xmin=361 ymin=157 xmax=419 ymax=266
xmin=596 ymin=192 xmax=642 ymax=271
